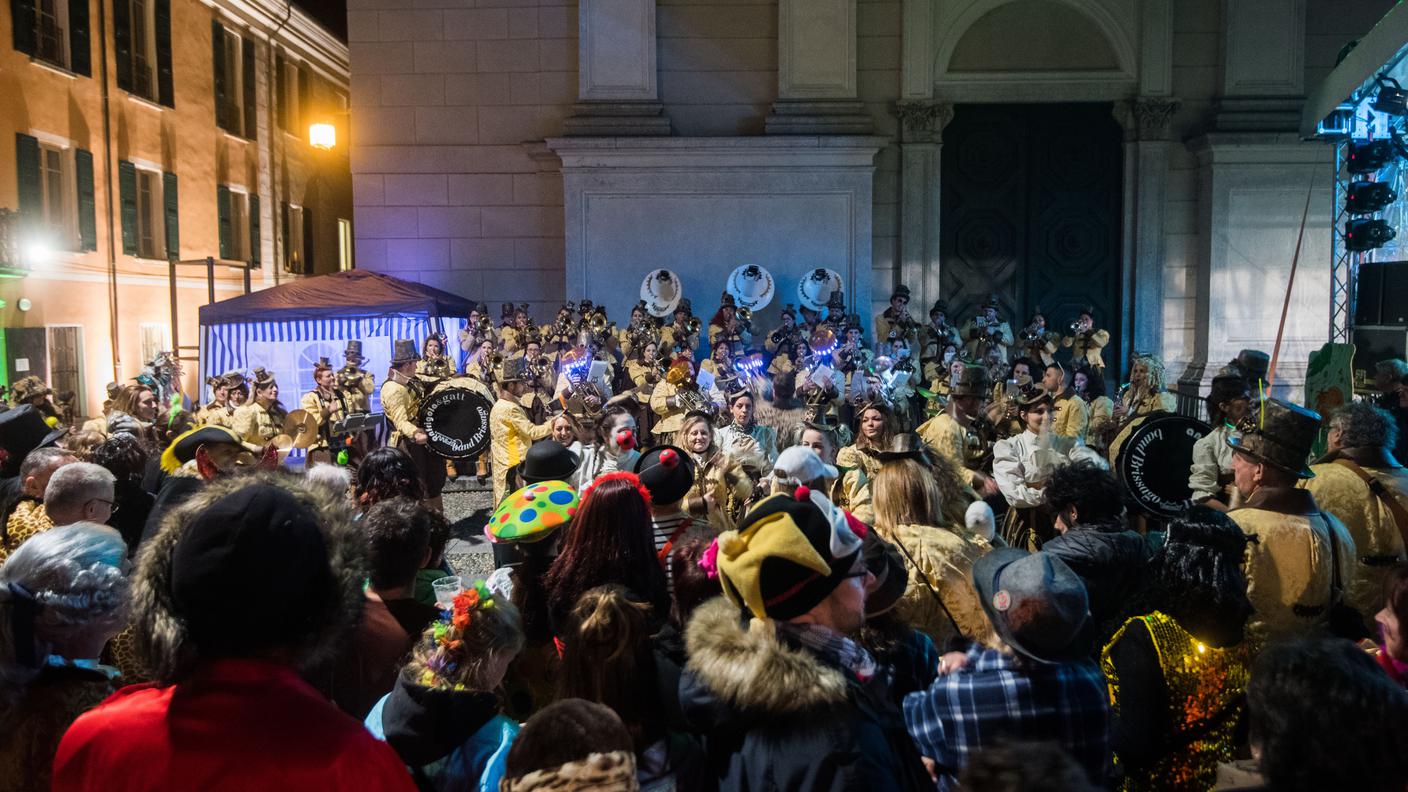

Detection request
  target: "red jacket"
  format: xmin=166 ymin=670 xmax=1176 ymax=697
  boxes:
xmin=53 ymin=658 xmax=415 ymax=791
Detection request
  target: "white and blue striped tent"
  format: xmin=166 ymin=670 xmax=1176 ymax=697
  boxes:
xmin=198 ymin=271 xmax=474 ymax=416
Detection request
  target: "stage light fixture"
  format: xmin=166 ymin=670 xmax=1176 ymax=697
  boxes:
xmin=1373 ymin=76 xmax=1408 ymax=117
xmin=1348 ymin=140 xmax=1397 ymax=173
xmin=1345 ymin=217 xmax=1397 ymax=251
xmin=1346 ymin=180 xmax=1399 ymax=214
xmin=1317 ymin=103 xmax=1356 ymax=139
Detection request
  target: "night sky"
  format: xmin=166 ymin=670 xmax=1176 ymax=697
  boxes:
xmin=295 ymin=0 xmax=348 ymax=42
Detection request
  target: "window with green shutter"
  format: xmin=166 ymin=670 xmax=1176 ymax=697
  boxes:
xmin=241 ymin=36 xmax=256 ymax=139
xmin=217 ymin=185 xmax=231 ymax=259
xmin=118 ymin=160 xmax=137 ymax=256
xmin=15 ymin=133 xmax=42 ymax=220
xmin=248 ymin=193 xmax=260 ymax=266
xmin=302 ymin=205 xmax=314 ymax=273
xmin=211 ymin=20 xmax=226 ymax=129
xmin=12 ymin=0 xmax=38 ymax=56
xmin=68 ymin=0 xmax=89 ymax=76
xmin=163 ymin=171 xmax=178 ymax=257
xmin=155 ymin=0 xmax=172 ymax=106
xmin=75 ymin=148 xmax=96 ymax=251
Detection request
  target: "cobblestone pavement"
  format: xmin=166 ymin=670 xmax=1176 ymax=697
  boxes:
xmin=442 ymin=477 xmax=496 ymax=580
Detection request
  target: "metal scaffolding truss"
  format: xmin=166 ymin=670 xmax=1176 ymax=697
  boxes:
xmin=1328 ymin=141 xmax=1359 ymax=343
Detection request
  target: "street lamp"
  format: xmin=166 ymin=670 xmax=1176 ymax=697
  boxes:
xmin=308 ymin=122 xmax=336 ymax=151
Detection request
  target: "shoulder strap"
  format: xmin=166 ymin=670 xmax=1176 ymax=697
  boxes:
xmin=888 ymin=531 xmax=964 ymax=639
xmin=1332 ymin=458 xmax=1408 ymax=552
xmin=1317 ymin=510 xmax=1344 ymax=603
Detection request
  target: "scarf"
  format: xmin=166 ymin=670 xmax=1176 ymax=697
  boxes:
xmin=776 ymin=621 xmax=877 ymax=682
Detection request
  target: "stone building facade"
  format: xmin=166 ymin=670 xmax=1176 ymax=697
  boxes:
xmin=348 ymin=0 xmax=1394 ymax=396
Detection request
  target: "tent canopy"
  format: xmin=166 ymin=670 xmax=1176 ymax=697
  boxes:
xmin=198 ymin=270 xmax=473 ymax=325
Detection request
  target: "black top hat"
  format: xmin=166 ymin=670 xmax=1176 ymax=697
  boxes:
xmin=826 ymin=291 xmax=846 ymax=310
xmin=890 ymin=284 xmax=911 ymax=302
xmin=874 ymin=433 xmax=931 ymax=464
xmin=719 ymin=291 xmax=737 ymax=309
xmin=674 ymin=298 xmax=693 ymax=316
xmin=514 ymin=439 xmax=581 ymax=486
xmin=634 ymin=445 xmax=697 ymax=505
xmin=1226 ymin=397 xmax=1320 ymax=478
xmin=1077 ymin=305 xmax=1096 ymax=319
xmin=390 ymin=339 xmax=421 ymax=366
xmin=344 ymin=340 xmax=365 ymax=362
xmin=0 ymin=405 xmax=68 ymax=476
xmin=929 ymin=299 xmax=948 ymax=316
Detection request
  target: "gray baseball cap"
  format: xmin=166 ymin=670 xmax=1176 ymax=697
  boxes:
xmin=973 ymin=548 xmax=1091 ymax=665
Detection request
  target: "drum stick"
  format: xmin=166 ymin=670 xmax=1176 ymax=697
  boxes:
xmin=1266 ymin=178 xmax=1316 ymax=390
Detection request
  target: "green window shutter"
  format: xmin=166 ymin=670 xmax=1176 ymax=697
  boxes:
xmin=68 ymin=0 xmax=90 ymax=76
xmin=211 ymin=21 xmax=226 ymax=129
xmin=297 ymin=66 xmax=309 ymax=133
xmin=280 ymin=201 xmax=290 ymax=268
xmin=274 ymin=54 xmax=286 ymax=130
xmin=113 ymin=0 xmax=132 ymax=91
xmin=155 ymin=0 xmax=173 ymax=106
xmin=248 ymin=193 xmax=260 ymax=266
xmin=75 ymin=148 xmax=96 ymax=251
xmin=162 ymin=171 xmax=178 ymax=257
xmin=15 ymin=133 xmax=41 ymax=220
xmin=302 ymin=205 xmax=314 ymax=274
xmin=11 ymin=0 xmax=37 ymax=56
xmin=216 ymin=185 xmax=231 ymax=259
xmin=118 ymin=161 xmax=137 ymax=256
xmin=241 ymin=36 xmax=256 ymax=140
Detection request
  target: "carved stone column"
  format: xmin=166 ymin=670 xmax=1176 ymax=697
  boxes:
xmin=895 ymin=100 xmax=953 ymax=309
xmin=765 ymin=0 xmax=873 ymax=135
xmin=564 ymin=0 xmax=671 ymax=136
xmin=1113 ymin=96 xmax=1180 ymax=374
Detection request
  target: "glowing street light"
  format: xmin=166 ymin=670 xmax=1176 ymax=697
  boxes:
xmin=309 ymin=122 xmax=336 ymax=151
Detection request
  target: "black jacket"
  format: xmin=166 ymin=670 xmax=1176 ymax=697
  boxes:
xmin=1042 ymin=518 xmax=1151 ymax=635
xmin=678 ymin=598 xmax=931 ymax=792
xmin=376 ymin=672 xmax=500 ymax=774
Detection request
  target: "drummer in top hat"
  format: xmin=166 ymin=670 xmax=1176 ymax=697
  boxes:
xmin=1226 ymin=398 xmax=1357 ymax=643
xmin=874 ymin=284 xmax=919 ymax=351
xmin=962 ymin=294 xmax=1013 ymax=362
xmin=1062 ymin=305 xmax=1111 ymax=373
xmin=336 ymin=340 xmax=376 ymax=413
xmin=231 ymin=368 xmax=287 ymax=450
xmin=300 ymin=356 xmax=348 ymax=458
xmin=490 ymin=355 xmax=553 ymax=505
xmin=917 ymin=365 xmax=999 ymax=494
xmin=383 ymin=339 xmax=448 ymax=508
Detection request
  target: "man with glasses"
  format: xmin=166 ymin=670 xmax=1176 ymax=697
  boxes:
xmin=0 ymin=463 xmax=117 ymax=564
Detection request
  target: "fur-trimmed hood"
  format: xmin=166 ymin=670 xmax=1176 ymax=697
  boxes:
xmin=680 ymin=597 xmax=847 ymax=720
xmin=130 ymin=470 xmax=366 ymax=683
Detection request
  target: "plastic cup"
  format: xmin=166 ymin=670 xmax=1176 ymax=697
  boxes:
xmin=432 ymin=576 xmax=463 ymax=608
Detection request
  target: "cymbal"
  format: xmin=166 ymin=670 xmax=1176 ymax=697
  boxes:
xmin=283 ymin=409 xmax=319 ymax=448
xmin=270 ymin=433 xmax=296 ymax=451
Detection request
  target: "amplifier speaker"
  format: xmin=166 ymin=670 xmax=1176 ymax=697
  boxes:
xmin=1353 ymin=325 xmax=1408 ymax=368
xmin=1354 ymin=260 xmax=1408 ymax=326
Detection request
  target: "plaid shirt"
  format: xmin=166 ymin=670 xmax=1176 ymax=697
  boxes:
xmin=902 ymin=646 xmax=1110 ymax=789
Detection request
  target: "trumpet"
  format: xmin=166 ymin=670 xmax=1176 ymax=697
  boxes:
xmin=686 ymin=317 xmax=702 ymax=336
xmin=737 ymin=307 xmax=752 ymax=327
xmin=1069 ymin=320 xmax=1083 ymax=334
xmin=589 ymin=312 xmax=610 ymax=334
xmin=474 ymin=315 xmax=493 ymax=336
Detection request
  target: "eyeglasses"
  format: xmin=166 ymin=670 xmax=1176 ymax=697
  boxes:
xmin=87 ymin=498 xmax=118 ymax=514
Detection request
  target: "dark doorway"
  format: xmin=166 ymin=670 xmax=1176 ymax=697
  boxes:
xmin=940 ymin=103 xmax=1124 ymax=376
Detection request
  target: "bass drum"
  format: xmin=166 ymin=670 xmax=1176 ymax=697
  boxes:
xmin=418 ymin=386 xmax=493 ymax=460
xmin=1108 ymin=413 xmax=1211 ymax=517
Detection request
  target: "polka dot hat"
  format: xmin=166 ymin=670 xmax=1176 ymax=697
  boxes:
xmin=486 ymin=480 xmax=580 ymax=544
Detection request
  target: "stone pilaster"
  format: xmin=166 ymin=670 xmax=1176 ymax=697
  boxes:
xmin=765 ymin=0 xmax=873 ymax=135
xmin=895 ymin=100 xmax=953 ymax=309
xmin=564 ymin=0 xmax=670 ymax=136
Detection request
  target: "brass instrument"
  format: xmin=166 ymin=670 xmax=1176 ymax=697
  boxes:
xmin=1069 ymin=320 xmax=1084 ymax=334
xmin=686 ymin=317 xmax=702 ymax=336
xmin=737 ymin=307 xmax=752 ymax=328
xmin=474 ymin=315 xmax=493 ymax=336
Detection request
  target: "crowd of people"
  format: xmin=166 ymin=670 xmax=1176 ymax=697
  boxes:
xmin=2 ymin=281 xmax=1408 ymax=791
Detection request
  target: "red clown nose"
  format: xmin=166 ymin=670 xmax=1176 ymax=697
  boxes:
xmin=615 ymin=429 xmax=636 ymax=450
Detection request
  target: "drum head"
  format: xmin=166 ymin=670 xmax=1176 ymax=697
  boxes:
xmin=419 ymin=388 xmax=493 ymax=459
xmin=1112 ymin=413 xmax=1211 ymax=517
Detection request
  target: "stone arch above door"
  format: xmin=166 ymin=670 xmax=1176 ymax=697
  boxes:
xmin=900 ymin=0 xmax=1161 ymax=102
